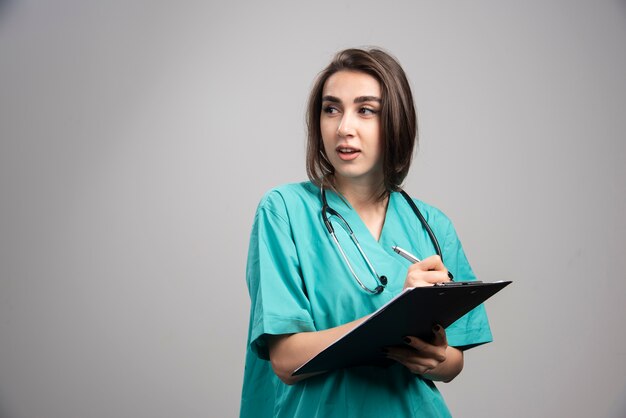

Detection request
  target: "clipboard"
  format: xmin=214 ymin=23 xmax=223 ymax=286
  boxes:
xmin=293 ymin=280 xmax=512 ymax=376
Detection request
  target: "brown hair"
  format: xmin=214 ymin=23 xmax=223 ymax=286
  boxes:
xmin=306 ymin=48 xmax=417 ymax=198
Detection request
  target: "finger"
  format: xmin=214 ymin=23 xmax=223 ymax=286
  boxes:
xmin=403 ymin=336 xmax=430 ymax=352
xmin=403 ymin=336 xmax=446 ymax=362
xmin=407 ymin=258 xmax=441 ymax=273
xmin=385 ymin=345 xmax=426 ymax=360
xmin=407 ymin=262 xmax=448 ymax=276
xmin=431 ymin=325 xmax=448 ymax=347
xmin=416 ymin=255 xmax=445 ymax=272
xmin=396 ymin=358 xmax=438 ymax=375
xmin=386 ymin=356 xmax=438 ymax=375
xmin=385 ymin=347 xmax=438 ymax=373
xmin=405 ymin=269 xmax=449 ymax=287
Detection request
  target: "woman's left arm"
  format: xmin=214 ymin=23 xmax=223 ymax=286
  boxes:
xmin=385 ymin=325 xmax=464 ymax=383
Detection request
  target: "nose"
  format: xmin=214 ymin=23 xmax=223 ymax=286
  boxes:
xmin=337 ymin=111 xmax=356 ymax=137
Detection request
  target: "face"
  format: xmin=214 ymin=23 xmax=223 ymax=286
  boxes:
xmin=320 ymin=70 xmax=383 ymax=189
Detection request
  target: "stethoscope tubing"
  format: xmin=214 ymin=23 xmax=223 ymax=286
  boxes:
xmin=321 ymin=185 xmax=452 ymax=294
xmin=321 ymin=189 xmax=387 ymax=294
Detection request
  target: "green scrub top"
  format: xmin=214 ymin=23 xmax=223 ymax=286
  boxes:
xmin=240 ymin=182 xmax=492 ymax=418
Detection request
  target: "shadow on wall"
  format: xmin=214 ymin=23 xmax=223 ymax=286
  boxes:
xmin=0 ymin=0 xmax=14 ymax=21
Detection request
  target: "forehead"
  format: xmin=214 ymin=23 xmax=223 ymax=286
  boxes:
xmin=322 ymin=70 xmax=381 ymax=98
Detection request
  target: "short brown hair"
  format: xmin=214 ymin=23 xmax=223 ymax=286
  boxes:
xmin=306 ymin=48 xmax=417 ymax=196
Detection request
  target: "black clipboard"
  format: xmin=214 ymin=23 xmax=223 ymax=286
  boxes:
xmin=293 ymin=280 xmax=512 ymax=376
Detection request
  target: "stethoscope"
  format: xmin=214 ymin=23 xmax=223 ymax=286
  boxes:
xmin=321 ymin=185 xmax=451 ymax=294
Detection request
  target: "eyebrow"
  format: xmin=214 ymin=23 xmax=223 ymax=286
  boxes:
xmin=322 ymin=95 xmax=382 ymax=104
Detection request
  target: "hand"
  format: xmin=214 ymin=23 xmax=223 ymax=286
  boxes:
xmin=403 ymin=255 xmax=450 ymax=289
xmin=385 ymin=325 xmax=448 ymax=376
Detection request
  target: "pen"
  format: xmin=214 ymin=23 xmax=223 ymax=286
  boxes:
xmin=392 ymin=245 xmax=455 ymax=281
xmin=392 ymin=246 xmax=420 ymax=263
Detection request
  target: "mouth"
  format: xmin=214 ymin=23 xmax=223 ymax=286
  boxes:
xmin=335 ymin=145 xmax=361 ymax=161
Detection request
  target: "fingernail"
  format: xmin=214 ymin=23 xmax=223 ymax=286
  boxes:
xmin=403 ymin=337 xmax=411 ymax=344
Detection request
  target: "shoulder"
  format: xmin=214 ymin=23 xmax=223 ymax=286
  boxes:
xmin=399 ymin=193 xmax=467 ymax=252
xmin=396 ymin=191 xmax=454 ymax=230
xmin=256 ymin=181 xmax=318 ymax=220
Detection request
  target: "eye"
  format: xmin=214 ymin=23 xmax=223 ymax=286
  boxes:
xmin=323 ymin=106 xmax=340 ymax=114
xmin=359 ymin=107 xmax=378 ymax=116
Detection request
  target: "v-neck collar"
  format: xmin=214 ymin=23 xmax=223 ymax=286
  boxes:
xmin=326 ymin=190 xmax=406 ymax=274
xmin=324 ymin=188 xmax=399 ymax=246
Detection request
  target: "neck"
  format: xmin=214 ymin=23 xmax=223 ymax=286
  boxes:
xmin=333 ymin=176 xmax=389 ymax=241
xmin=334 ymin=176 xmax=388 ymax=213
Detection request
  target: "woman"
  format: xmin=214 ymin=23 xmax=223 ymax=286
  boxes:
xmin=240 ymin=48 xmax=492 ymax=417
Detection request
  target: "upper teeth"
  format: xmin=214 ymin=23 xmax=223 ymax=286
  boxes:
xmin=339 ymin=148 xmax=355 ymax=152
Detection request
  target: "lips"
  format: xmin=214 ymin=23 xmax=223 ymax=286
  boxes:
xmin=336 ymin=145 xmax=361 ymax=161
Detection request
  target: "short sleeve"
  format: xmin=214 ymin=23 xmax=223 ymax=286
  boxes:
xmin=439 ymin=218 xmax=493 ymax=349
xmin=246 ymin=191 xmax=316 ymax=360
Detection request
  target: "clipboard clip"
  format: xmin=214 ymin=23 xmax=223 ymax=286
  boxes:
xmin=434 ymin=281 xmax=483 ymax=287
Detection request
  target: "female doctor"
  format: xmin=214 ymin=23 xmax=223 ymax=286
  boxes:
xmin=240 ymin=48 xmax=492 ymax=417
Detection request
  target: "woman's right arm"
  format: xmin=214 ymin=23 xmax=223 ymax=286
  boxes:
xmin=267 ymin=317 xmax=368 ymax=385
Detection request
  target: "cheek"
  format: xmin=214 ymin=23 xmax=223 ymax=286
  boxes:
xmin=321 ymin=138 xmax=335 ymax=160
xmin=320 ymin=119 xmax=336 ymax=149
xmin=320 ymin=117 xmax=336 ymax=138
xmin=367 ymin=125 xmax=383 ymax=152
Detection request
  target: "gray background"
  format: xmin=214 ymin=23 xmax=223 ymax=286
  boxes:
xmin=1 ymin=1 xmax=625 ymax=417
